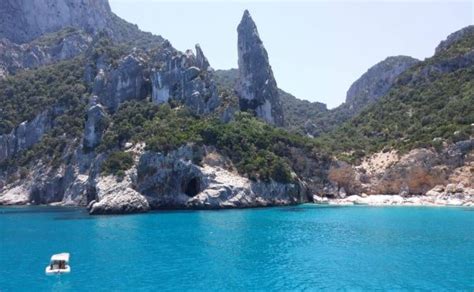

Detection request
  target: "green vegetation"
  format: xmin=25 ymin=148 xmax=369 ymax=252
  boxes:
xmin=279 ymin=89 xmax=328 ymax=135
xmin=435 ymin=27 xmax=474 ymax=59
xmin=100 ymin=101 xmax=324 ymax=183
xmin=0 ymin=57 xmax=89 ymax=172
xmin=316 ymin=50 xmax=474 ymax=162
xmin=0 ymin=58 xmax=87 ymax=134
xmin=101 ymin=151 xmax=134 ymax=176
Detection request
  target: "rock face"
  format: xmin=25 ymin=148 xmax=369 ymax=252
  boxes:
xmin=0 ymin=110 xmax=53 ymax=163
xmin=83 ymin=101 xmax=108 ymax=150
xmin=151 ymin=45 xmax=221 ymax=115
xmin=93 ymin=53 xmax=149 ymax=112
xmin=435 ymin=25 xmax=474 ymax=54
xmin=344 ymin=56 xmax=419 ymax=114
xmin=0 ymin=28 xmax=92 ymax=77
xmin=89 ymin=171 xmax=150 ymax=215
xmin=0 ymin=0 xmax=113 ymax=44
xmin=236 ymin=10 xmax=284 ymax=126
xmin=323 ymin=139 xmax=474 ymax=198
xmin=132 ymin=145 xmax=307 ymax=210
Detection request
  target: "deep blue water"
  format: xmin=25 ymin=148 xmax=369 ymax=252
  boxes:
xmin=0 ymin=205 xmax=473 ymax=291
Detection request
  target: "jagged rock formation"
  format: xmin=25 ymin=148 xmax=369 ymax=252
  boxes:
xmin=93 ymin=52 xmax=149 ymax=112
xmin=236 ymin=10 xmax=284 ymax=126
xmin=151 ymin=45 xmax=221 ymax=115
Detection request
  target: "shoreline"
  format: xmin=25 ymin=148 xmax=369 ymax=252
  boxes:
xmin=1 ymin=197 xmax=473 ymax=213
xmin=313 ymin=193 xmax=474 ymax=208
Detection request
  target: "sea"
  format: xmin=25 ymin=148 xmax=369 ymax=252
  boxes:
xmin=1 ymin=205 xmax=473 ymax=291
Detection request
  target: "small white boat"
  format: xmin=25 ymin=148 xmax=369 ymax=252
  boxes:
xmin=45 ymin=253 xmax=71 ymax=275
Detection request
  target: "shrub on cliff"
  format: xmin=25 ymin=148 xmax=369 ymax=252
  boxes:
xmin=101 ymin=151 xmax=134 ymax=176
xmin=99 ymin=101 xmax=323 ymax=183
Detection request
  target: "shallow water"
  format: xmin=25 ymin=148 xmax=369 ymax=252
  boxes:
xmin=1 ymin=205 xmax=473 ymax=291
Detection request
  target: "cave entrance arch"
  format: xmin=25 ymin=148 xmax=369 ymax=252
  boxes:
xmin=183 ymin=177 xmax=200 ymax=197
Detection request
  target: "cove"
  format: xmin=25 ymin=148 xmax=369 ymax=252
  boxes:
xmin=0 ymin=205 xmax=473 ymax=291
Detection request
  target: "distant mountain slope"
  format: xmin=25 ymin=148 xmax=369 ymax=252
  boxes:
xmin=317 ymin=26 xmax=474 ymax=160
xmin=215 ymin=56 xmax=419 ymax=136
xmin=344 ymin=56 xmax=420 ymax=114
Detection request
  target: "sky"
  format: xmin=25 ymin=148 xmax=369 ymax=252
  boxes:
xmin=109 ymin=0 xmax=473 ymax=108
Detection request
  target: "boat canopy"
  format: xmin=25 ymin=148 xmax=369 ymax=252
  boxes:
xmin=50 ymin=253 xmax=70 ymax=263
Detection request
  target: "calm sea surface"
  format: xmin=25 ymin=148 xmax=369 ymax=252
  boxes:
xmin=0 ymin=205 xmax=473 ymax=291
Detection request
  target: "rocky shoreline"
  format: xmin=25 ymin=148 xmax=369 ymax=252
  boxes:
xmin=313 ymin=184 xmax=474 ymax=207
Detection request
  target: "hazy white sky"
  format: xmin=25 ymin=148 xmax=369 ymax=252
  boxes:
xmin=109 ymin=0 xmax=473 ymax=108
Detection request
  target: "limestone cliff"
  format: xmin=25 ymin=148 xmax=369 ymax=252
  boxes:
xmin=343 ymin=56 xmax=420 ymax=114
xmin=0 ymin=28 xmax=92 ymax=77
xmin=150 ymin=45 xmax=221 ymax=115
xmin=236 ymin=10 xmax=284 ymax=126
xmin=0 ymin=0 xmax=113 ymax=44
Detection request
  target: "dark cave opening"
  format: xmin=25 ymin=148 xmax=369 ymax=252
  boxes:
xmin=184 ymin=177 xmax=200 ymax=197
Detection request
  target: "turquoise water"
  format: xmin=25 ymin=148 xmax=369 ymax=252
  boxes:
xmin=1 ymin=205 xmax=473 ymax=291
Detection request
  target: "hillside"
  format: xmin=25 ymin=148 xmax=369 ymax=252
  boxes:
xmin=317 ymin=26 xmax=474 ymax=160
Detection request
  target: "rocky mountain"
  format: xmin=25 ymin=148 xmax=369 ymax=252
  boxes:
xmin=0 ymin=6 xmax=329 ymax=213
xmin=236 ymin=10 xmax=284 ymax=126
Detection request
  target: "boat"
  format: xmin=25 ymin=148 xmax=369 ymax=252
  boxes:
xmin=45 ymin=253 xmax=71 ymax=275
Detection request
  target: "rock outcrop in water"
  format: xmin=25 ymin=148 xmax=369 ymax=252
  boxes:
xmin=87 ymin=145 xmax=308 ymax=214
xmin=236 ymin=10 xmax=284 ymax=126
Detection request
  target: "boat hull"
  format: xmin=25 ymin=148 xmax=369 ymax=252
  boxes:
xmin=45 ymin=266 xmax=71 ymax=275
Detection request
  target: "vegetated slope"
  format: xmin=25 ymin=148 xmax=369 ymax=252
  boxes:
xmin=316 ymin=26 xmax=474 ymax=162
xmin=0 ymin=35 xmax=331 ymax=199
xmin=99 ymin=101 xmax=330 ymax=185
